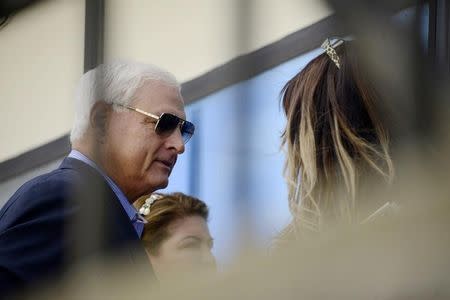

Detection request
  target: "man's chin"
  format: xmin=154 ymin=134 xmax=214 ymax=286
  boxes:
xmin=151 ymin=178 xmax=169 ymax=191
xmin=145 ymin=168 xmax=170 ymax=192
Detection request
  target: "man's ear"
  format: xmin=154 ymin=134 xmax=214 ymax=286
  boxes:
xmin=89 ymin=101 xmax=111 ymax=144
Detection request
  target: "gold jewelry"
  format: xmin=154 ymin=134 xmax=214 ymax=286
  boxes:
xmin=321 ymin=38 xmax=345 ymax=69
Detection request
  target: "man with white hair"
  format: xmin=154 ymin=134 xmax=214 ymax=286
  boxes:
xmin=0 ymin=61 xmax=194 ymax=295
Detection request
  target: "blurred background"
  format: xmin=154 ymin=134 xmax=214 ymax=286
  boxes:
xmin=0 ymin=0 xmax=446 ymax=268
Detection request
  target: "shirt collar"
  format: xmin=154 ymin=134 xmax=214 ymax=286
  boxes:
xmin=68 ymin=150 xmax=144 ymax=236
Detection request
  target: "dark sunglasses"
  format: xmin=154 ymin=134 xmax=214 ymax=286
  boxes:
xmin=117 ymin=104 xmax=195 ymax=144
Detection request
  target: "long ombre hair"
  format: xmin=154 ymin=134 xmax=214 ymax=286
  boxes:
xmin=280 ymin=41 xmax=394 ymax=236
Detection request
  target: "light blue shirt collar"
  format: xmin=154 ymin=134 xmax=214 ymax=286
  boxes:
xmin=68 ymin=150 xmax=145 ymax=237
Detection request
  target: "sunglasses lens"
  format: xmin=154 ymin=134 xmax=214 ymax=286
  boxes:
xmin=155 ymin=113 xmax=180 ymax=136
xmin=181 ymin=121 xmax=195 ymax=144
xmin=156 ymin=114 xmax=195 ymax=144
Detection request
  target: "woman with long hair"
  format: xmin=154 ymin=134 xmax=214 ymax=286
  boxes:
xmin=280 ymin=38 xmax=395 ymax=237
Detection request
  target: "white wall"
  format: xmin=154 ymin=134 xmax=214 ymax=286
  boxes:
xmin=105 ymin=0 xmax=332 ymax=82
xmin=0 ymin=0 xmax=85 ymax=162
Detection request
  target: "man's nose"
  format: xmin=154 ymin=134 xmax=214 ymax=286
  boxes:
xmin=166 ymin=127 xmax=185 ymax=154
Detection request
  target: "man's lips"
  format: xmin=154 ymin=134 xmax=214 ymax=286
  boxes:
xmin=155 ymin=158 xmax=175 ymax=170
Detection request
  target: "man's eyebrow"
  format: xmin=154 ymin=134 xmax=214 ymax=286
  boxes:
xmin=140 ymin=114 xmax=157 ymax=123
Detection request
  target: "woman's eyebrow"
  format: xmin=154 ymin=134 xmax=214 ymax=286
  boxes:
xmin=178 ymin=236 xmax=213 ymax=244
xmin=178 ymin=236 xmax=201 ymax=243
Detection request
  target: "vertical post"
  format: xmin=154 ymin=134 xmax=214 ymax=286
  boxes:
xmin=188 ymin=109 xmax=201 ymax=197
xmin=428 ymin=0 xmax=450 ymax=73
xmin=84 ymin=0 xmax=104 ymax=72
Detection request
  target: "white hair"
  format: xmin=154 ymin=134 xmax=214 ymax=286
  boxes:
xmin=70 ymin=60 xmax=180 ymax=143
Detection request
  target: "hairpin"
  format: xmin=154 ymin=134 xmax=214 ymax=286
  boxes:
xmin=139 ymin=194 xmax=163 ymax=216
xmin=360 ymin=201 xmax=400 ymax=224
xmin=321 ymin=37 xmax=345 ymax=69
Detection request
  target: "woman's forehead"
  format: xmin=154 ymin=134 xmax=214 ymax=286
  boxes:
xmin=168 ymin=216 xmax=211 ymax=239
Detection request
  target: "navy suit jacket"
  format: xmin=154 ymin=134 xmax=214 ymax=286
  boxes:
xmin=0 ymin=157 xmax=154 ymax=296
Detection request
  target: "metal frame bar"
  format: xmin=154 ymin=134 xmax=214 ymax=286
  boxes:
xmin=428 ymin=0 xmax=450 ymax=72
xmin=83 ymin=0 xmax=104 ymax=72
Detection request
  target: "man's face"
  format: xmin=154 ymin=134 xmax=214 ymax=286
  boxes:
xmin=101 ymin=80 xmax=186 ymax=200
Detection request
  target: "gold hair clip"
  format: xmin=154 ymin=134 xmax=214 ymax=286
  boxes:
xmin=139 ymin=194 xmax=163 ymax=216
xmin=321 ymin=38 xmax=345 ymax=69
